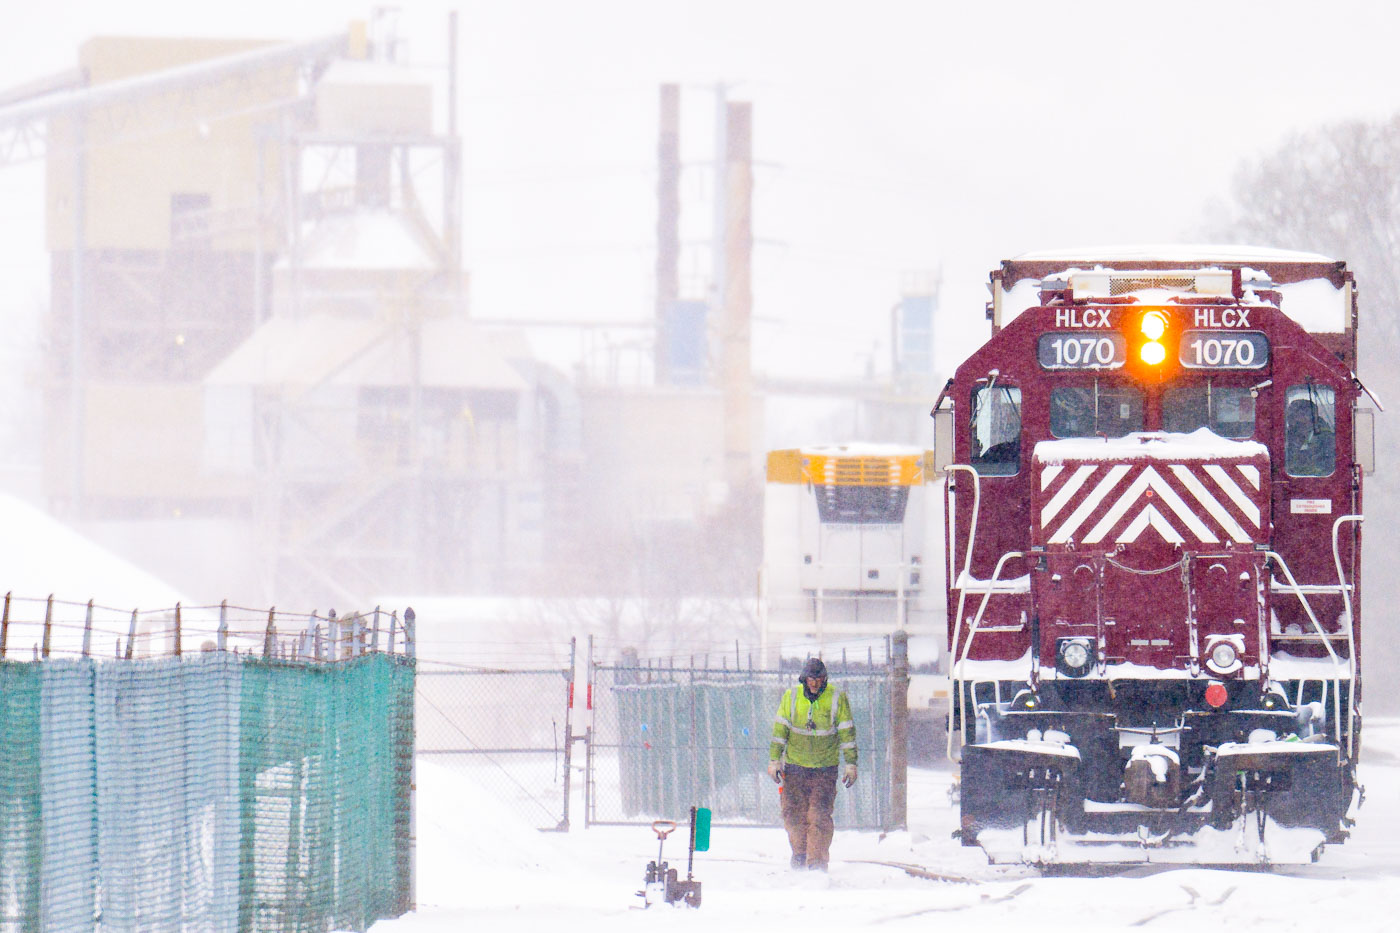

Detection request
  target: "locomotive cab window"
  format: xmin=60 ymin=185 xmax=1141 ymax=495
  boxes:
xmin=1162 ymin=383 xmax=1255 ymax=438
xmin=970 ymin=385 xmax=1021 ymax=475
xmin=1050 ymin=385 xmax=1144 ymax=438
xmin=1285 ymin=384 xmax=1335 ymax=477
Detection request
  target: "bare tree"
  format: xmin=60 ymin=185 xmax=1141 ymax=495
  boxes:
xmin=1208 ymin=117 xmax=1400 ymax=346
xmin=1210 ymin=116 xmax=1400 ymax=711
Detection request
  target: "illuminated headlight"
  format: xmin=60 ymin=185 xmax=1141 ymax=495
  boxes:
xmin=1055 ymin=637 xmax=1095 ymax=678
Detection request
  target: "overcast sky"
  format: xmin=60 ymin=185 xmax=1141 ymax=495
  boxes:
xmin=4 ymin=1 xmax=1400 ymax=386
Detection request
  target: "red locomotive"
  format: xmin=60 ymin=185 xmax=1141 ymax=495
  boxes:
xmin=931 ymin=249 xmax=1374 ymax=864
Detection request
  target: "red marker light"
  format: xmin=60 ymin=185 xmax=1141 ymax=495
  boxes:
xmin=1204 ymin=682 xmax=1229 ymax=708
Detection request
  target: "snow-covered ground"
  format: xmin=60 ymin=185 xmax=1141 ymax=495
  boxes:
xmin=374 ymin=719 xmax=1400 ymax=932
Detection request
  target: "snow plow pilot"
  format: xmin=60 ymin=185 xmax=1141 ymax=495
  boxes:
xmin=767 ymin=657 xmax=858 ymax=871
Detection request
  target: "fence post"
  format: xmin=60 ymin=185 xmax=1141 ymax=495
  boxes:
xmin=263 ymin=607 xmax=277 ymax=658
xmin=586 ymin=635 xmax=596 ymax=828
xmin=218 ymin=600 xmax=228 ymax=651
xmin=174 ymin=602 xmax=182 ymax=657
xmin=41 ymin=594 xmax=53 ymax=659
xmin=559 ymin=637 xmax=576 ymax=831
xmin=82 ymin=599 xmax=94 ymax=658
xmin=125 ymin=609 xmax=138 ymax=659
xmin=0 ymin=591 xmax=9 ymax=659
xmin=403 ymin=607 xmax=416 ymax=658
xmin=889 ymin=630 xmax=910 ymax=832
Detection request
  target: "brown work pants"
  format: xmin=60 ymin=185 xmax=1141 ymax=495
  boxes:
xmin=781 ymin=764 xmax=838 ymax=868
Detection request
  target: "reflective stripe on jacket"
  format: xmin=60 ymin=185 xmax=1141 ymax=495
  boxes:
xmin=768 ymin=682 xmax=856 ymax=768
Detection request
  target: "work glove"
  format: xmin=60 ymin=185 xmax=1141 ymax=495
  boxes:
xmin=842 ymin=764 xmax=857 ymax=788
xmin=767 ymin=760 xmax=784 ymax=784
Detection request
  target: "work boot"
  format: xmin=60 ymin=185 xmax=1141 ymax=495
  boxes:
xmin=808 ymin=859 xmax=828 ymax=872
xmin=790 ymin=854 xmax=806 ymax=870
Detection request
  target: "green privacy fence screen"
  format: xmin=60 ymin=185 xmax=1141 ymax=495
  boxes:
xmin=0 ymin=651 xmax=414 ymax=933
xmin=590 ymin=664 xmax=894 ymax=829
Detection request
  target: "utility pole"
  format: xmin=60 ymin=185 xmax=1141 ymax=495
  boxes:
xmin=721 ymin=100 xmax=753 ymax=496
xmin=655 ymin=84 xmax=680 ymax=384
xmin=69 ymin=107 xmax=86 ymax=519
xmin=710 ymin=82 xmax=728 ymax=368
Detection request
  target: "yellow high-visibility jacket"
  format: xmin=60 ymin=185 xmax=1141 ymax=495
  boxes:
xmin=768 ymin=682 xmax=857 ymax=769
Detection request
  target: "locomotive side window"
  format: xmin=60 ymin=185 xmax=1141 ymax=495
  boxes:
xmin=1285 ymin=385 xmax=1335 ymax=477
xmin=970 ymin=385 xmax=1021 ymax=476
xmin=1050 ymin=385 xmax=1143 ymax=438
xmin=1162 ymin=384 xmax=1255 ymax=438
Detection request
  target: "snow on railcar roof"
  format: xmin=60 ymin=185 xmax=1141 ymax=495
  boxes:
xmin=796 ymin=442 xmax=925 ymax=457
xmin=1011 ymin=244 xmax=1338 ymax=264
xmin=1034 ymin=428 xmax=1268 ymax=463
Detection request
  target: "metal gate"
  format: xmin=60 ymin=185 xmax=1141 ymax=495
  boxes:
xmin=585 ymin=649 xmax=906 ymax=829
xmin=415 ymin=641 xmax=576 ymax=831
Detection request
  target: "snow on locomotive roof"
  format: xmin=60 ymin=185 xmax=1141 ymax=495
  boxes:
xmin=1012 ymin=244 xmax=1337 ymax=264
xmin=1034 ymin=428 xmax=1267 ymax=463
xmin=1000 ymin=268 xmax=1348 ymax=333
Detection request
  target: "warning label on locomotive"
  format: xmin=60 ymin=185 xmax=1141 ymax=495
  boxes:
xmin=1290 ymin=499 xmax=1332 ymax=514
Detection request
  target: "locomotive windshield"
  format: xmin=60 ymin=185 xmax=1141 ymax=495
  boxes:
xmin=1162 ymin=383 xmax=1256 ymax=437
xmin=1049 ymin=384 xmax=1144 ymax=438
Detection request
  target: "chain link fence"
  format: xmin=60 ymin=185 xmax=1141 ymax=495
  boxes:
xmin=415 ymin=644 xmax=576 ymax=831
xmin=0 ymin=596 xmax=414 ymax=933
xmin=586 ymin=655 xmax=902 ymax=829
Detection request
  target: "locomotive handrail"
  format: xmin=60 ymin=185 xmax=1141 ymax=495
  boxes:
xmin=944 ymin=464 xmax=983 ymax=634
xmin=943 ymin=462 xmax=980 ymax=763
xmin=1331 ymin=514 xmax=1363 ymax=759
xmin=1265 ymin=549 xmax=1348 ymax=755
xmin=1267 ymin=581 xmax=1352 ymax=593
xmin=948 ymin=549 xmax=1025 ymax=762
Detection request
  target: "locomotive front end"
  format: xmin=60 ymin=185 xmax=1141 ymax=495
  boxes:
xmin=942 ymin=255 xmax=1366 ymax=865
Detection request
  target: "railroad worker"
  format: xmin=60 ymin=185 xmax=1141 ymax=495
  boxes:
xmin=1285 ymin=397 xmax=1334 ymax=476
xmin=766 ymin=657 xmax=858 ymax=871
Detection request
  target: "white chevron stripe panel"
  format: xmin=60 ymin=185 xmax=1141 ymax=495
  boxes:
xmin=1047 ymin=464 xmax=1130 ymax=544
xmin=1117 ymin=504 xmax=1185 ymax=544
xmin=1169 ymin=465 xmax=1252 ymax=543
xmin=1198 ymin=462 xmax=1265 ymax=523
xmin=1081 ymin=467 xmax=1218 ymax=544
xmin=1041 ymin=464 xmax=1098 ymax=526
xmin=1200 ymin=464 xmax=1261 ymax=527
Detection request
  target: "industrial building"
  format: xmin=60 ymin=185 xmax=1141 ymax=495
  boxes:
xmin=0 ymin=15 xmax=937 ymax=614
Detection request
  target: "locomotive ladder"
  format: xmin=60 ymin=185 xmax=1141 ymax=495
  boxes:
xmin=944 ymin=463 xmax=1033 ymax=760
xmin=1264 ymin=513 xmax=1363 ymax=759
